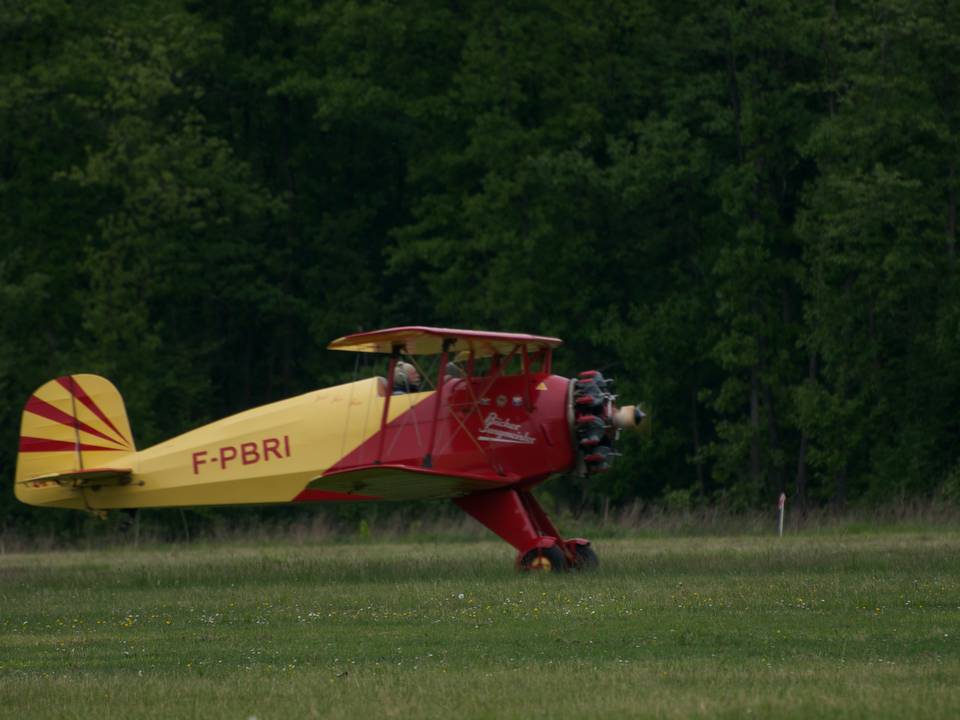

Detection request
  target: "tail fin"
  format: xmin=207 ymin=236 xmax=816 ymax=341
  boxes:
xmin=14 ymin=374 xmax=136 ymax=508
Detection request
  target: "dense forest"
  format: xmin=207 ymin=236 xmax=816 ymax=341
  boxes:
xmin=3 ymin=0 xmax=960 ymax=534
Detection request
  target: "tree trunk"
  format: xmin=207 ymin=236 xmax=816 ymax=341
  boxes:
xmin=795 ymin=432 xmax=809 ymax=514
xmin=763 ymin=380 xmax=785 ymax=495
xmin=758 ymin=333 xmax=785 ymax=496
xmin=794 ymin=353 xmax=819 ymax=515
xmin=833 ymin=466 xmax=847 ymax=509
xmin=948 ymin=162 xmax=956 ymax=260
xmin=691 ymin=386 xmax=705 ymax=495
xmin=726 ymin=42 xmax=744 ymax=164
xmin=750 ymin=364 xmax=761 ymax=488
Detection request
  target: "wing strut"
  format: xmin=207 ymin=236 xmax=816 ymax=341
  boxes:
xmin=422 ymin=338 xmax=454 ymax=467
xmin=375 ymin=346 xmax=401 ymax=463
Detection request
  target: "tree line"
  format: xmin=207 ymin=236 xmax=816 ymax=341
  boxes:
xmin=3 ymin=0 xmax=960 ymax=533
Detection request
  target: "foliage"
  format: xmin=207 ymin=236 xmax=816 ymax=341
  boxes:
xmin=2 ymin=0 xmax=960 ymax=533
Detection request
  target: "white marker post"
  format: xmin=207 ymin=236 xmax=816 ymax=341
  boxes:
xmin=777 ymin=492 xmax=786 ymax=537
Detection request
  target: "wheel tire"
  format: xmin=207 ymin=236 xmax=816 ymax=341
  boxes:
xmin=520 ymin=544 xmax=567 ymax=573
xmin=571 ymin=543 xmax=599 ymax=571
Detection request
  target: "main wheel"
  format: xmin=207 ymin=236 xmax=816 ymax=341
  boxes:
xmin=519 ymin=544 xmax=567 ymax=573
xmin=570 ymin=543 xmax=599 ymax=571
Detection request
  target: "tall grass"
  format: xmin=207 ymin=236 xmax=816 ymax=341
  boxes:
xmin=4 ymin=497 xmax=960 ymax=553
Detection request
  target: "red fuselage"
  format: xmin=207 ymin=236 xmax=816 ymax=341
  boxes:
xmin=326 ymin=373 xmax=575 ymax=487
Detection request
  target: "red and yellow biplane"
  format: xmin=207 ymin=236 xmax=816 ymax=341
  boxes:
xmin=14 ymin=327 xmax=646 ymax=571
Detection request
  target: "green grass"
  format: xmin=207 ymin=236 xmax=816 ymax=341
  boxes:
xmin=2 ymin=532 xmax=959 ymax=718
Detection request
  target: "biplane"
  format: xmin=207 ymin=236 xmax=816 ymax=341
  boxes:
xmin=14 ymin=327 xmax=647 ymax=571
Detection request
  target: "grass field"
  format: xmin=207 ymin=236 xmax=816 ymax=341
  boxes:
xmin=2 ymin=531 xmax=959 ymax=719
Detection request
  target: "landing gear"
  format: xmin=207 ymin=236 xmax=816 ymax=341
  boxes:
xmin=519 ymin=544 xmax=566 ymax=573
xmin=519 ymin=542 xmax=599 ymax=572
xmin=569 ymin=542 xmax=599 ymax=570
xmin=454 ymin=488 xmax=597 ymax=573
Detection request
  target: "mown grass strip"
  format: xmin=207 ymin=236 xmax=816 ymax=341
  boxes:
xmin=1 ymin=533 xmax=958 ymax=719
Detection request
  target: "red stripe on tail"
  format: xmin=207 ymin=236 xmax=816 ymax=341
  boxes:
xmin=24 ymin=396 xmax=127 ymax=448
xmin=56 ymin=376 xmax=129 ymax=447
xmin=19 ymin=437 xmax=127 ymax=453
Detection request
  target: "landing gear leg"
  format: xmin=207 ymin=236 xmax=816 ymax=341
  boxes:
xmin=454 ymin=489 xmax=595 ymax=572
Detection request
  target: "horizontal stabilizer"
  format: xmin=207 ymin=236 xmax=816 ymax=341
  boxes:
xmin=19 ymin=467 xmax=133 ymax=489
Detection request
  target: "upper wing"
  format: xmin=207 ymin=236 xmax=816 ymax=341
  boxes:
xmin=327 ymin=326 xmax=562 ymax=357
